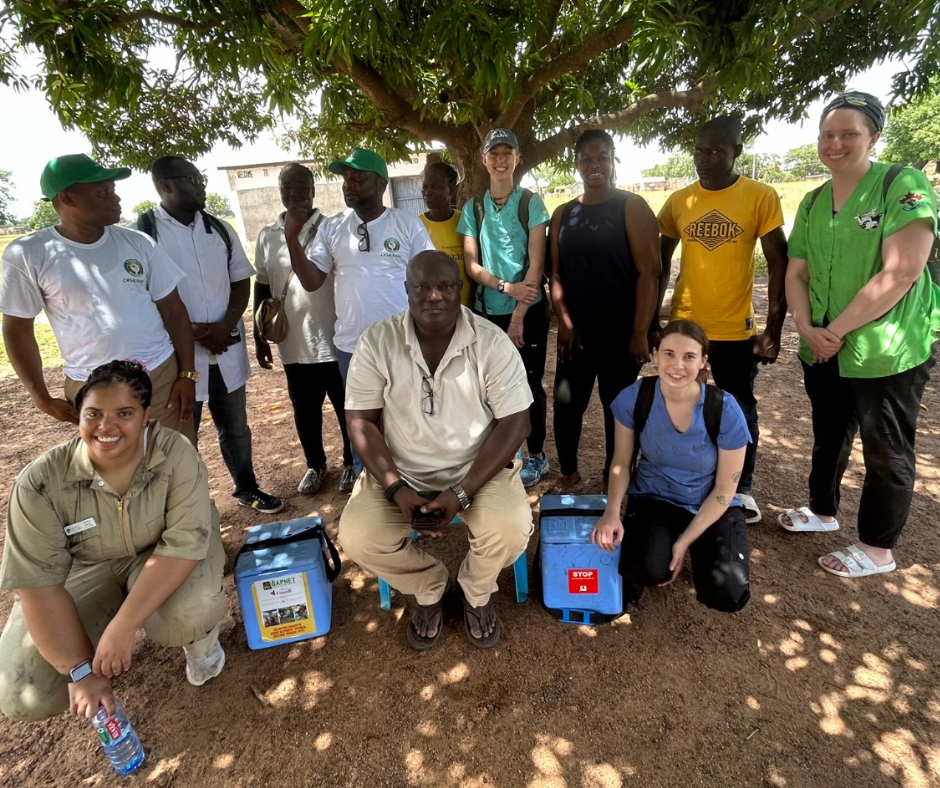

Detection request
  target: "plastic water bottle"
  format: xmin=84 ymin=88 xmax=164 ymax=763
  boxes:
xmin=91 ymin=699 xmax=145 ymax=775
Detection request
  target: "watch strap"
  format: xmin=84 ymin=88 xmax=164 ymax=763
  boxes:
xmin=450 ymin=483 xmax=472 ymax=510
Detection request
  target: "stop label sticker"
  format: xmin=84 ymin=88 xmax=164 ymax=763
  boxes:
xmin=567 ymin=568 xmax=598 ymax=594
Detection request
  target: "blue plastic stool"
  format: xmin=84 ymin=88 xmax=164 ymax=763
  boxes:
xmin=378 ymin=528 xmax=529 ymax=610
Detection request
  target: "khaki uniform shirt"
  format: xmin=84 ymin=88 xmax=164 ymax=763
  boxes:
xmin=1 ymin=422 xmax=213 ymax=589
xmin=345 ymin=306 xmax=533 ymax=490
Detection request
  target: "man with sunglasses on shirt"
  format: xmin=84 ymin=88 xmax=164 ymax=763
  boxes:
xmin=339 ymin=250 xmax=533 ymax=651
xmin=285 ymin=148 xmax=435 ymax=478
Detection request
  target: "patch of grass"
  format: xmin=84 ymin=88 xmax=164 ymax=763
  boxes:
xmin=0 ymin=317 xmax=62 ymax=379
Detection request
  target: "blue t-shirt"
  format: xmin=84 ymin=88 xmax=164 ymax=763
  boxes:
xmin=456 ymin=186 xmax=550 ymax=315
xmin=611 ymin=378 xmax=751 ymax=513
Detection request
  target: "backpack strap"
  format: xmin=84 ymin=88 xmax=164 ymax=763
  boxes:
xmin=470 ymin=195 xmax=487 ymax=314
xmin=629 ymin=376 xmax=658 ymax=475
xmin=136 ymin=208 xmax=157 ymax=241
xmin=202 ymin=212 xmax=234 ymax=264
xmin=702 ymin=384 xmax=725 ymax=446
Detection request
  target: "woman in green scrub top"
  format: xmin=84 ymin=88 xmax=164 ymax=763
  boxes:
xmin=781 ymin=91 xmax=939 ymax=578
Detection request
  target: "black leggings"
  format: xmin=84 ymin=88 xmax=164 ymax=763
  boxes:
xmin=482 ymin=302 xmax=549 ymax=455
xmin=284 ymin=361 xmax=353 ymax=470
xmin=621 ymin=496 xmax=750 ymax=613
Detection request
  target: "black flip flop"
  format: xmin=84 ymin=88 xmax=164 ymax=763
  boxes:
xmin=406 ymin=580 xmax=450 ymax=651
xmin=457 ymin=582 xmax=501 ymax=649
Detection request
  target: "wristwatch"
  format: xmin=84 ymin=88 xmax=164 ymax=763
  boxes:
xmin=177 ymin=370 xmax=201 ymax=383
xmin=449 ymin=483 xmax=472 ymax=510
xmin=497 ymin=280 xmax=507 ymax=294
xmin=68 ymin=659 xmax=94 ymax=683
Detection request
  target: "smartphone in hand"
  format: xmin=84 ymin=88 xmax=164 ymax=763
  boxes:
xmin=412 ymin=506 xmax=446 ymax=529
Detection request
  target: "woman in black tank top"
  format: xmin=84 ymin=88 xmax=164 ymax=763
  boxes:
xmin=548 ymin=130 xmax=662 ymax=494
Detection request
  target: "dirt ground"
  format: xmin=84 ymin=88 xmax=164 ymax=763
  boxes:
xmin=1 ymin=281 xmax=939 ymax=788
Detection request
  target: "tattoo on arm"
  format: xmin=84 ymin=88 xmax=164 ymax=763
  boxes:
xmin=716 ymin=494 xmax=729 ymax=505
xmin=732 ymin=472 xmax=741 ymax=483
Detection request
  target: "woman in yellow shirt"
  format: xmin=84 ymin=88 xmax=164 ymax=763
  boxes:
xmin=420 ymin=162 xmax=471 ymax=305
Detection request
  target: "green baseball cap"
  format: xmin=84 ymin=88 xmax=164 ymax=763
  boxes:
xmin=40 ymin=154 xmax=132 ymax=201
xmin=327 ymin=148 xmax=389 ymax=181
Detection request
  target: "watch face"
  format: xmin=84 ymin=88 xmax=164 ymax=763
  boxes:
xmin=70 ymin=661 xmax=93 ymax=682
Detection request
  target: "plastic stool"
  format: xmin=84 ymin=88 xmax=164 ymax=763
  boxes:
xmin=378 ymin=533 xmax=529 ymax=610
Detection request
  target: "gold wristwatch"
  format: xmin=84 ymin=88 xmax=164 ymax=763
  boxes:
xmin=177 ymin=370 xmax=201 ymax=382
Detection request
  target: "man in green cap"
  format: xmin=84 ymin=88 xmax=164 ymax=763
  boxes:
xmin=0 ymin=154 xmax=198 ymax=442
xmin=285 ymin=147 xmax=435 ymax=485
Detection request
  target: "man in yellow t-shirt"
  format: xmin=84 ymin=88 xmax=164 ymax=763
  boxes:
xmin=658 ymin=115 xmax=788 ymax=524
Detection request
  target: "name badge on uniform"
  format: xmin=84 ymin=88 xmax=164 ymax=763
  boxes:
xmin=64 ymin=517 xmax=97 ymax=536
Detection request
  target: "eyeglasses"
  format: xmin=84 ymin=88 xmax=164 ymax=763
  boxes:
xmin=165 ymin=173 xmax=208 ymax=188
xmin=410 ymin=282 xmax=461 ymax=296
xmin=421 ymin=375 xmax=434 ymax=415
xmin=357 ymin=221 xmax=370 ymax=252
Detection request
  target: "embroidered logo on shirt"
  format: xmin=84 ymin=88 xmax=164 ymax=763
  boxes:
xmin=684 ymin=210 xmax=744 ymax=251
xmin=123 ymin=259 xmax=144 ymax=277
xmin=900 ymin=192 xmax=925 ymax=212
xmin=383 ymin=238 xmax=401 ymax=253
xmin=855 ymin=209 xmax=882 ymax=230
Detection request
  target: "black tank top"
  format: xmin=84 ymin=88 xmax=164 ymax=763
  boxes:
xmin=557 ymin=191 xmax=637 ymax=341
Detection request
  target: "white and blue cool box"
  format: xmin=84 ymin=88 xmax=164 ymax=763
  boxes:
xmin=539 ymin=495 xmax=623 ymax=618
xmin=234 ymin=517 xmax=337 ymax=650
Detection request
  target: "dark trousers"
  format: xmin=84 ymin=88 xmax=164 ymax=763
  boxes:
xmin=708 ymin=340 xmax=759 ymax=493
xmin=483 ymin=302 xmax=549 ymax=455
xmin=553 ymin=338 xmax=641 ymax=476
xmin=192 ymin=365 xmax=257 ymax=496
xmin=621 ymin=496 xmax=750 ymax=613
xmin=801 ymin=354 xmax=934 ymax=549
xmin=335 ymin=350 xmax=362 ymax=474
xmin=284 ymin=361 xmax=352 ymax=470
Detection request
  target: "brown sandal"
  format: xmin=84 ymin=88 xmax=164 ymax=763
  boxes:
xmin=407 ymin=581 xmax=450 ymax=651
xmin=457 ymin=582 xmax=501 ymax=649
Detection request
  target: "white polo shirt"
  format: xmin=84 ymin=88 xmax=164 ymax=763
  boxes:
xmin=345 ymin=306 xmax=532 ymax=490
xmin=308 ymin=207 xmax=435 ymax=353
xmin=152 ymin=206 xmax=256 ymax=399
xmin=0 ymin=225 xmax=183 ymax=382
xmin=254 ymin=210 xmax=339 ymax=365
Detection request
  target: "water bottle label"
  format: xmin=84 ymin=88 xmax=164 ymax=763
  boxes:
xmin=96 ymin=718 xmax=121 ymax=744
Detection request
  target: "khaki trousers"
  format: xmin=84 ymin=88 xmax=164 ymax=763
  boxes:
xmin=65 ymin=354 xmax=197 ymax=446
xmin=0 ymin=521 xmax=225 ymax=722
xmin=339 ymin=465 xmax=533 ymax=608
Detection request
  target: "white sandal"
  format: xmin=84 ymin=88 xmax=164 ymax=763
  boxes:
xmin=737 ymin=493 xmax=762 ymax=525
xmin=818 ymin=545 xmax=896 ymax=578
xmin=777 ymin=506 xmax=839 ymax=532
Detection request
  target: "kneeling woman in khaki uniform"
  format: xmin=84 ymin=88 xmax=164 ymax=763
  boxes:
xmin=0 ymin=360 xmax=226 ymax=722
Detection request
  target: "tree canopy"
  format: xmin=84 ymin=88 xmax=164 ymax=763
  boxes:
xmin=3 ymin=1 xmax=939 ymax=194
xmin=25 ymin=199 xmax=57 ymax=231
xmin=882 ymin=83 xmax=940 ymax=167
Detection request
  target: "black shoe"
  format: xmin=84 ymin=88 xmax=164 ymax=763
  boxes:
xmin=235 ymin=489 xmax=285 ymax=514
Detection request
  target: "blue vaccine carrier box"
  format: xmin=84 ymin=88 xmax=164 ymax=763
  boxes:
xmin=234 ymin=517 xmax=338 ymax=650
xmin=539 ymin=495 xmax=623 ymax=622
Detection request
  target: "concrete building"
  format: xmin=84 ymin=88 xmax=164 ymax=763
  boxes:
xmin=219 ymin=152 xmax=433 ymax=246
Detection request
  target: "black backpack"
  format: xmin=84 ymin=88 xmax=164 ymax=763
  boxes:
xmin=136 ymin=208 xmax=234 ymax=264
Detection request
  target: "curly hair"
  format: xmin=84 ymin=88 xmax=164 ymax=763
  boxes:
xmin=74 ymin=359 xmax=153 ymax=410
xmin=422 ymin=161 xmax=459 ymax=188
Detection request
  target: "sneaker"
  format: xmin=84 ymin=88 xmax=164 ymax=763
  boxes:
xmin=338 ymin=464 xmax=358 ymax=493
xmin=520 ymin=453 xmax=549 ymax=487
xmin=298 ymin=466 xmax=326 ymax=495
xmin=235 ymin=489 xmax=285 ymax=514
xmin=184 ymin=641 xmax=225 ymax=687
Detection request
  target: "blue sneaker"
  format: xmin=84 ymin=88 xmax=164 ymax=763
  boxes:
xmin=520 ymin=453 xmax=549 ymax=488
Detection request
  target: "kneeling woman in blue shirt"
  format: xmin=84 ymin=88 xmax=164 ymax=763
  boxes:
xmin=591 ymin=320 xmax=751 ymax=612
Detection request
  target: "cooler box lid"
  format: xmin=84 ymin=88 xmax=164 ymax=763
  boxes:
xmin=539 ymin=495 xmax=608 ymax=545
xmin=234 ymin=516 xmax=323 ymax=579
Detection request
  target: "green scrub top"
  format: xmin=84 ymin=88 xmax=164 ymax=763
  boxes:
xmin=788 ymin=162 xmax=940 ymax=378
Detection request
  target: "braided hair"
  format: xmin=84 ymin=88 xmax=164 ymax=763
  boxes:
xmin=74 ymin=359 xmax=153 ymax=410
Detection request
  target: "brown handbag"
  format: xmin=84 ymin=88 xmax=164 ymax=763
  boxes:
xmin=253 ymin=271 xmax=294 ymax=343
xmin=254 ymin=213 xmax=324 ymax=343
